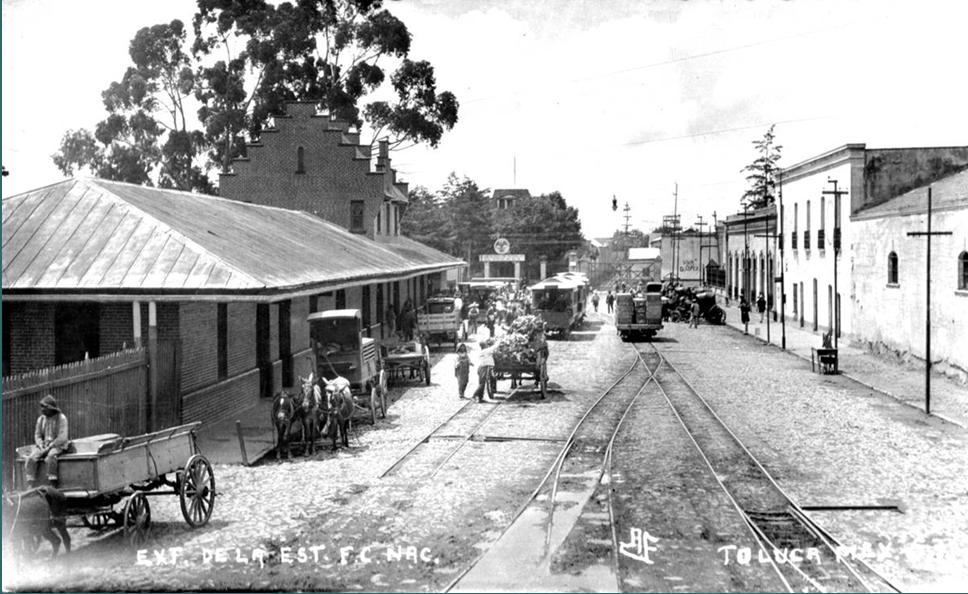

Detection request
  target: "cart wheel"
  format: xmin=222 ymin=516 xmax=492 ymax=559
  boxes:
xmin=369 ymin=385 xmax=379 ymax=424
xmin=179 ymin=455 xmax=216 ymax=528
xmin=123 ymin=492 xmax=152 ymax=545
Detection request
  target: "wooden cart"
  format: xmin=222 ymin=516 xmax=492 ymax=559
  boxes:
xmin=11 ymin=422 xmax=216 ymax=550
xmin=382 ymin=340 xmax=432 ymax=387
xmin=492 ymin=348 xmax=548 ymax=399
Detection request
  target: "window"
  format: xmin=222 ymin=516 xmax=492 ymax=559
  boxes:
xmin=55 ymin=303 xmax=100 ymax=365
xmin=217 ymin=303 xmax=228 ymax=380
xmin=278 ymin=300 xmax=292 ymax=387
xmin=296 ymin=146 xmax=305 ymax=174
xmin=887 ymin=251 xmax=899 ymax=285
xmin=350 ymin=200 xmax=365 ymax=233
xmin=960 ymin=252 xmax=968 ymax=290
xmin=792 ymin=203 xmax=798 ymax=249
xmin=336 ymin=289 xmax=346 ymax=309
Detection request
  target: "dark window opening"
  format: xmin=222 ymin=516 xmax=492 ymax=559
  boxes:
xmin=960 ymin=252 xmax=968 ymax=290
xmin=296 ymin=146 xmax=305 ymax=174
xmin=3 ymin=305 xmax=12 ymax=376
xmin=54 ymin=303 xmax=100 ymax=365
xmin=376 ymin=283 xmax=384 ymax=324
xmin=362 ymin=285 xmax=371 ymax=337
xmin=256 ymin=304 xmax=272 ymax=398
xmin=309 ymin=295 xmax=318 ymax=314
xmin=888 ymin=252 xmax=899 ymax=284
xmin=279 ymin=300 xmax=293 ymax=388
xmin=336 ymin=289 xmax=346 ymax=310
xmin=217 ymin=303 xmax=228 ymax=380
xmin=350 ymin=200 xmax=365 ymax=233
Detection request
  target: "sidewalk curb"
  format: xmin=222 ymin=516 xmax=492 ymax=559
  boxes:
xmin=720 ymin=319 xmax=966 ymax=430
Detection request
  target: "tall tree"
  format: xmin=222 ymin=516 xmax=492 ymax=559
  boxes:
xmin=740 ymin=124 xmax=782 ymax=210
xmin=400 ymin=186 xmax=453 ymax=253
xmin=493 ymin=190 xmax=584 ymax=278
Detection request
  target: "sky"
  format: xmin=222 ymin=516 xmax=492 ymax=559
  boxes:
xmin=3 ymin=0 xmax=967 ymax=239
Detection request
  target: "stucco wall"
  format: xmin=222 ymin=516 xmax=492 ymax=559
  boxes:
xmin=852 ymin=208 xmax=968 ymax=380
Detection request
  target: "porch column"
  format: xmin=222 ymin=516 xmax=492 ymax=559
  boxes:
xmin=513 ymin=261 xmax=521 ymax=280
xmin=132 ymin=301 xmax=142 ymax=348
xmin=147 ymin=302 xmax=158 ymax=431
xmin=483 ymin=261 xmax=491 ymax=278
xmin=540 ymin=256 xmax=548 ymax=280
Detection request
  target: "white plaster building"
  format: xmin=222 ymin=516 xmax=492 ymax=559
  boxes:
xmin=851 ymin=169 xmax=968 ymax=381
xmin=779 ymin=143 xmax=968 ymax=345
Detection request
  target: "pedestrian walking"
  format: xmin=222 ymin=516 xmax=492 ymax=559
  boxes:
xmin=473 ymin=346 xmax=496 ymax=402
xmin=756 ymin=292 xmax=767 ymax=323
xmin=468 ymin=303 xmax=480 ymax=334
xmin=591 ymin=292 xmax=600 ymax=312
xmin=605 ymin=291 xmax=614 ymax=314
xmin=485 ymin=310 xmax=496 ymax=338
xmin=454 ymin=344 xmax=472 ymax=399
xmin=689 ymin=300 xmax=701 ymax=328
xmin=740 ymin=297 xmax=751 ymax=334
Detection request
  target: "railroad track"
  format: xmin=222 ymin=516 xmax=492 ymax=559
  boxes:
xmin=447 ymin=355 xmax=655 ymax=591
xmin=636 ymin=342 xmax=900 ymax=593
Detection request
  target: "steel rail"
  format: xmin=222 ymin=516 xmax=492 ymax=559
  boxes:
xmin=377 ymin=399 xmax=476 ymax=479
xmin=443 ymin=354 xmax=643 ymax=593
xmin=641 ymin=343 xmax=796 ymax=592
xmin=655 ymin=346 xmax=893 ymax=592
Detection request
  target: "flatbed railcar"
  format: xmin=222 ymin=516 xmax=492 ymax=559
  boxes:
xmin=615 ymin=281 xmax=664 ymax=340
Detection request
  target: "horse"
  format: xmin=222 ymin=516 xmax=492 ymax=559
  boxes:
xmin=3 ymin=487 xmax=71 ymax=557
xmin=296 ymin=374 xmax=322 ymax=455
xmin=271 ymin=391 xmax=297 ymax=460
xmin=319 ymin=376 xmax=355 ymax=450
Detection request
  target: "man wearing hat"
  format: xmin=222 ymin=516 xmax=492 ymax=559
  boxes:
xmin=25 ymin=395 xmax=70 ymax=486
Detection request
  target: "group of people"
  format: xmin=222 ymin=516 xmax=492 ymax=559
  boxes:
xmin=454 ymin=343 xmax=498 ymax=403
xmin=739 ymin=292 xmax=768 ymax=334
xmin=385 ymin=298 xmax=420 ymax=341
xmin=589 ymin=291 xmax=616 ymax=314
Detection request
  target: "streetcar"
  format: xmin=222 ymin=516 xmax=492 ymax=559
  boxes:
xmin=529 ymin=274 xmax=587 ymax=337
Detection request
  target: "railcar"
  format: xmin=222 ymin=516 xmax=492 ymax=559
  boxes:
xmin=529 ymin=275 xmax=587 ymax=337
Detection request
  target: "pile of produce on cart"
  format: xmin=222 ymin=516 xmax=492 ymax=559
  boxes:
xmin=481 ymin=315 xmax=546 ymax=366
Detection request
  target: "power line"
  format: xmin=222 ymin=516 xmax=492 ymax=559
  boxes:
xmin=623 ymin=116 xmax=830 ymax=147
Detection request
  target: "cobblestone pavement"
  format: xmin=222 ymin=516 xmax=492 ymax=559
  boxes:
xmin=653 ymin=320 xmax=968 ymax=592
xmin=4 ymin=320 xmax=635 ymax=591
xmin=714 ymin=298 xmax=968 ymax=428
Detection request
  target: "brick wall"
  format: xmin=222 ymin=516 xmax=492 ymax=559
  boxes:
xmin=6 ymin=302 xmax=55 ymax=374
xmin=181 ymin=369 xmax=260 ymax=426
xmin=179 ymin=302 xmax=218 ymax=393
xmin=218 ymin=102 xmax=406 ymax=240
xmin=227 ymin=302 xmax=256 ymax=377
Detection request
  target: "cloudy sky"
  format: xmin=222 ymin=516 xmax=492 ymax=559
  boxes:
xmin=3 ymin=0 xmax=966 ymax=238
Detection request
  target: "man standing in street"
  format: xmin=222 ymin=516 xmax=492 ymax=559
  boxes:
xmin=756 ymin=292 xmax=767 ymax=323
xmin=591 ymin=292 xmax=600 ymax=312
xmin=473 ymin=346 xmax=497 ymax=403
xmin=606 ymin=291 xmax=615 ymax=314
xmin=689 ymin=300 xmax=701 ymax=328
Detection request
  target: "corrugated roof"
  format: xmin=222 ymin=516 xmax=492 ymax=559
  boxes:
xmin=3 ymin=178 xmax=463 ymax=296
xmin=853 ymin=168 xmax=968 ymax=219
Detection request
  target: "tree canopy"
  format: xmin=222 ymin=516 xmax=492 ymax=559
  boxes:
xmin=740 ymin=124 xmax=782 ymax=210
xmin=52 ymin=0 xmax=458 ymax=193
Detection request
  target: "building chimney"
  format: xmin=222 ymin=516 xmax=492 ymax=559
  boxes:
xmin=377 ymin=139 xmax=390 ymax=171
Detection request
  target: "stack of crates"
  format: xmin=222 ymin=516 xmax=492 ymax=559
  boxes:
xmin=633 ymin=298 xmax=648 ymax=324
xmin=615 ymin=293 xmax=634 ymax=325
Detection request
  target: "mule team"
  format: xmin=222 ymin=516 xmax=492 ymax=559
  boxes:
xmin=272 ymin=373 xmax=355 ymax=459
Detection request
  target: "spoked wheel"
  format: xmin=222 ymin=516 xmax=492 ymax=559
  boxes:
xmin=123 ymin=492 xmax=152 ymax=545
xmin=369 ymin=385 xmax=379 ymax=424
xmin=179 ymin=455 xmax=216 ymax=528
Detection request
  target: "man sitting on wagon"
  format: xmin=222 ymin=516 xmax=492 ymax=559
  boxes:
xmin=25 ymin=395 xmax=70 ymax=487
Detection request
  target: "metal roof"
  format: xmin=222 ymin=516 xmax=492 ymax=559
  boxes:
xmin=3 ymin=178 xmax=464 ymax=299
xmin=308 ymin=309 xmax=361 ymax=321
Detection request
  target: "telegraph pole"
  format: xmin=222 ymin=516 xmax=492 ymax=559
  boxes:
xmin=778 ymin=171 xmax=786 ymax=349
xmin=622 ymin=202 xmax=632 ymax=235
xmin=673 ymin=183 xmax=680 ymax=282
xmin=906 ymin=187 xmax=952 ymax=416
xmin=695 ymin=215 xmax=707 ymax=285
xmin=822 ymin=179 xmax=848 ymax=350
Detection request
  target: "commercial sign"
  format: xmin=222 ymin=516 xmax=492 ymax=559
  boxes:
xmin=480 ymin=254 xmax=526 ymax=262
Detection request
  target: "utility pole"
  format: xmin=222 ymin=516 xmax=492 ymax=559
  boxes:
xmin=778 ymin=171 xmax=786 ymax=350
xmin=822 ymin=179 xmax=848 ymax=350
xmin=622 ymin=202 xmax=632 ymax=235
xmin=906 ymin=186 xmax=952 ymax=416
xmin=673 ymin=183 xmax=680 ymax=283
xmin=695 ymin=215 xmax=707 ymax=285
xmin=742 ymin=204 xmax=750 ymax=302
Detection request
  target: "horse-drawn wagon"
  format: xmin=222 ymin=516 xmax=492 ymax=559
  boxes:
xmin=487 ymin=319 xmax=549 ymax=399
xmin=7 ymin=422 xmax=215 ymax=554
xmin=308 ymin=309 xmax=387 ymax=425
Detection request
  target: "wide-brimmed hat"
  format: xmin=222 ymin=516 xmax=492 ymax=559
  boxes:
xmin=39 ymin=394 xmax=59 ymax=412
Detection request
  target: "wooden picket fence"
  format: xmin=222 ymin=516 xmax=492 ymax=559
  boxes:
xmin=2 ymin=348 xmax=148 ymax=482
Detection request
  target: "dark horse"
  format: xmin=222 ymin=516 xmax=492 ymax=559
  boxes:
xmin=319 ymin=376 xmax=355 ymax=450
xmin=271 ymin=391 xmax=297 ymax=460
xmin=3 ymin=486 xmax=71 ymax=557
xmin=297 ymin=374 xmax=321 ymax=455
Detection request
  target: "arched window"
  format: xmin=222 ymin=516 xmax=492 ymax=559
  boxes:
xmin=296 ymin=146 xmax=305 ymax=173
xmin=959 ymin=251 xmax=968 ymax=290
xmin=887 ymin=251 xmax=899 ymax=285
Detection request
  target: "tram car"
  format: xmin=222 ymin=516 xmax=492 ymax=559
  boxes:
xmin=529 ymin=274 xmax=587 ymax=337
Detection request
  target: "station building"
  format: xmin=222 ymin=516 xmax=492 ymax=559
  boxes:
xmin=2 ymin=102 xmax=464 ymax=436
